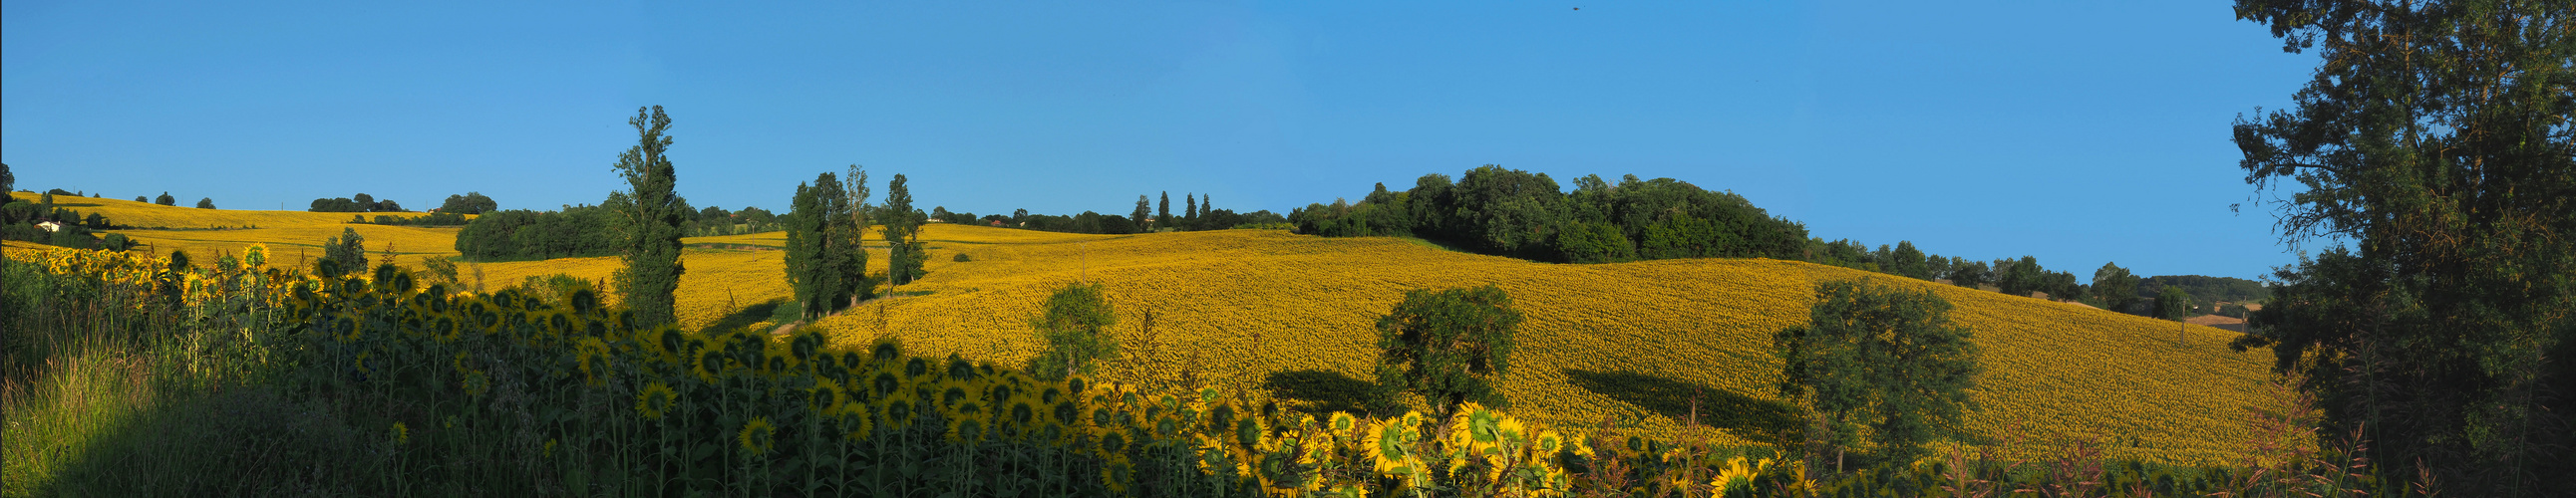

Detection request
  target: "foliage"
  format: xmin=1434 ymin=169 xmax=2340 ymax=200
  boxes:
xmin=2093 ymin=262 xmax=2143 ymax=315
xmin=317 ymin=227 xmax=368 ymax=279
xmin=1774 ymin=278 xmax=1982 ymax=468
xmin=155 ymin=192 xmax=174 ymax=206
xmin=878 ymin=173 xmax=928 ymax=286
xmin=610 ymin=105 xmax=688 ymax=328
xmin=1293 ymin=167 xmax=1809 ymax=264
xmin=308 ymin=192 xmax=406 ymax=213
xmin=1372 ymin=285 xmax=1523 ymax=412
xmin=786 ymin=171 xmax=867 ymax=321
xmin=453 ymin=205 xmax=623 ymax=260
xmin=1026 ymin=281 xmax=1121 ymax=380
xmin=2154 ymin=285 xmax=2191 ymax=321
xmin=2138 ymin=274 xmax=2269 ymax=303
xmin=438 ymin=191 xmax=498 ymax=215
xmin=193 ymin=197 xmax=214 ymax=209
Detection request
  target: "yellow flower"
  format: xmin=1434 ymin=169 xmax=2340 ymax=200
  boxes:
xmin=636 ymin=381 xmax=678 ymax=420
xmin=391 ymin=421 xmax=409 ymax=445
xmin=840 ymin=401 xmax=875 ymax=441
xmin=739 ymin=416 xmax=776 ymax=455
xmin=462 ymin=370 xmax=489 ymax=397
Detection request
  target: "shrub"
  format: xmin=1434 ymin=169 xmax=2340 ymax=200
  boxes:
xmin=1372 ymin=284 xmax=1522 ymax=412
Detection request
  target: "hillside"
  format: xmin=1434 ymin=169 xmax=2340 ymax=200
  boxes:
xmin=8 ymin=194 xmax=2285 ymax=464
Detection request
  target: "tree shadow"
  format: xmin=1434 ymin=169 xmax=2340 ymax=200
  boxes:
xmin=1563 ymin=369 xmax=1799 ymax=444
xmin=1262 ymin=370 xmax=1376 ymax=415
xmin=702 ymin=298 xmax=784 ymax=335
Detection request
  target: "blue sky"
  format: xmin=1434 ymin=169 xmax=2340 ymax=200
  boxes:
xmin=3 ymin=1 xmax=2317 ymax=279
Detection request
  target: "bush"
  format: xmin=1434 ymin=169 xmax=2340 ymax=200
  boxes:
xmin=195 ymin=197 xmax=215 ymax=209
xmin=1372 ymin=284 xmax=1522 ymax=412
xmin=951 ymin=253 xmax=972 ymax=262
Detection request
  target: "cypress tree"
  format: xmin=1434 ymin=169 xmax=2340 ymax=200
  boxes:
xmin=611 ymin=106 xmax=686 ymax=327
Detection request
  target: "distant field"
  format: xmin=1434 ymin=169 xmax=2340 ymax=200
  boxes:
xmin=6 ymin=192 xmax=463 ymax=229
xmin=12 ymin=195 xmax=2285 ymax=464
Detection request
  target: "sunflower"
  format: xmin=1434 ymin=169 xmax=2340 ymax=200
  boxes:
xmin=944 ymin=413 xmax=988 ymax=445
xmin=877 ymin=395 xmax=918 ymax=430
xmin=1368 ymin=418 xmax=1415 ymax=474
xmin=462 ymin=370 xmax=490 ymax=397
xmin=807 ymin=379 xmax=846 ymax=415
xmin=1328 ymin=412 xmax=1361 ymax=442
xmin=739 ymin=416 xmax=777 ymax=455
xmin=390 ymin=421 xmax=409 ymax=445
xmin=838 ymin=401 xmax=875 ymax=441
xmin=574 ymin=337 xmax=611 ymax=385
xmin=1099 ymin=456 xmax=1134 ymax=494
xmin=636 ymin=381 xmax=678 ymax=420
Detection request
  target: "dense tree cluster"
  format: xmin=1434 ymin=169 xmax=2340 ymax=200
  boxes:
xmin=1290 ymin=166 xmax=1809 ymax=263
xmin=308 ymin=192 xmax=406 ymax=213
xmin=2225 ymin=1 xmax=2575 ymax=493
xmin=365 ymin=211 xmax=470 ymax=226
xmin=785 ymin=170 xmax=871 ymax=321
xmin=452 ymin=204 xmax=625 ymax=261
xmin=437 ymin=192 xmax=498 ymax=215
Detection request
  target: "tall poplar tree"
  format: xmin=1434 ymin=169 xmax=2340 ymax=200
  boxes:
xmin=612 ymin=106 xmax=686 ymax=327
xmin=1130 ymin=195 xmax=1150 ymax=232
xmin=787 ymin=172 xmax=852 ymax=320
xmin=2230 ymin=1 xmax=2574 ymax=492
xmin=1157 ymin=191 xmax=1171 ymax=230
xmin=879 ymin=173 xmax=925 ymax=286
xmin=842 ymin=164 xmax=873 ymax=305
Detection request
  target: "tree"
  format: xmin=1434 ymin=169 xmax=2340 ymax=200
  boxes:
xmin=2092 ymin=262 xmax=2141 ymax=314
xmin=879 ymin=173 xmax=926 ymax=286
xmin=1 ymin=163 xmax=12 ymax=193
xmin=1183 ymin=193 xmax=1197 ymax=228
xmin=786 ymin=172 xmax=854 ymax=321
xmin=1026 ymin=281 xmax=1120 ymax=380
xmin=1552 ymin=220 xmax=1634 ymax=264
xmin=1372 ymin=285 xmax=1523 ymax=412
xmin=318 ymin=227 xmax=368 ymax=279
xmin=440 ymin=192 xmax=498 ymax=214
xmin=1887 ymin=241 xmax=1931 ymax=280
xmin=1773 ymin=279 xmax=1981 ymax=473
xmin=1995 ymin=256 xmax=2048 ymax=297
xmin=1131 ymin=195 xmax=1151 ymax=232
xmin=1157 ymin=191 xmax=1171 ymax=230
xmin=137 ymin=196 xmax=149 ymax=203
xmin=610 ymin=106 xmax=686 ymax=328
xmin=2153 ymin=285 xmax=2190 ymax=321
xmin=195 ymin=197 xmax=215 ymax=209
xmin=842 ymin=164 xmax=874 ymax=306
xmin=155 ymin=192 xmax=175 ymax=206
xmin=1947 ymin=258 xmax=1990 ymax=289
xmin=2229 ymin=2 xmax=2576 ymax=491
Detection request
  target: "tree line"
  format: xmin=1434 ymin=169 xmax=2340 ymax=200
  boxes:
xmin=1287 ymin=166 xmax=1810 ymax=263
xmin=939 ymin=191 xmax=1288 ymax=236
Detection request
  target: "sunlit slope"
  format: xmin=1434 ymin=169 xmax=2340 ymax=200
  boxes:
xmin=813 ymin=224 xmax=2275 ymax=464
xmin=6 ymin=191 xmax=449 ymax=229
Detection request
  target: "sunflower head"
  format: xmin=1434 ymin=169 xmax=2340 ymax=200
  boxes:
xmin=738 ymin=416 xmax=777 ymax=455
xmin=878 ymin=396 xmax=917 ymax=430
xmin=390 ymin=421 xmax=409 ymax=446
xmin=839 ymin=402 xmax=875 ymax=441
xmin=636 ymin=381 xmax=678 ymax=420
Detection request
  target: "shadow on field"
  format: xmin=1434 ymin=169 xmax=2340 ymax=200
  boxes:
xmin=1262 ymin=370 xmax=1376 ymax=415
xmin=703 ymin=299 xmax=784 ymax=335
xmin=1563 ymin=369 xmax=1799 ymax=444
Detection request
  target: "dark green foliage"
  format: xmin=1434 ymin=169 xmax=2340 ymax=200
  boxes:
xmin=1947 ymin=258 xmax=1990 ymax=289
xmin=0 ymin=163 xmax=11 ymax=193
xmin=452 ymin=205 xmax=624 ymax=260
xmin=1372 ymin=285 xmax=1522 ymax=412
xmin=155 ymin=192 xmax=174 ymax=206
xmin=1884 ymin=241 xmax=1931 ymax=280
xmin=194 ymin=197 xmax=214 ymax=209
xmin=1293 ymin=167 xmax=1808 ymax=264
xmin=1156 ymin=191 xmax=1170 ymax=230
xmin=2154 ymin=285 xmax=2191 ymax=321
xmin=1026 ymin=282 xmax=1120 ymax=380
xmin=786 ymin=171 xmax=867 ymax=321
xmin=135 ymin=196 xmax=148 ymax=202
xmin=1773 ymin=279 xmax=1981 ymax=467
xmin=2136 ymin=275 xmax=2269 ymax=303
xmin=952 ymin=253 xmax=971 ymax=262
xmin=2228 ymin=4 xmax=2576 ymax=489
xmin=317 ymin=227 xmax=367 ymax=279
xmin=1552 ymin=220 xmax=1634 ymax=264
xmin=438 ymin=192 xmax=497 ymax=215
xmin=1130 ymin=195 xmax=1151 ymax=232
xmin=610 ymin=106 xmax=687 ymax=328
xmin=1182 ymin=193 xmax=1197 ymax=225
xmin=308 ymin=193 xmax=408 ymax=213
xmin=2093 ymin=263 xmax=2143 ymax=315
xmin=878 ymin=174 xmax=927 ymax=286
xmin=1995 ymin=256 xmax=2046 ymax=297
xmin=368 ymin=212 xmax=468 ymax=226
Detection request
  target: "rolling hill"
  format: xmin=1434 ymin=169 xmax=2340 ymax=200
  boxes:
xmin=4 ymin=193 xmax=2286 ymax=464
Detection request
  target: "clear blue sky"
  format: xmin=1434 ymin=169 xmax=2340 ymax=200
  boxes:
xmin=3 ymin=1 xmax=2318 ymax=279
